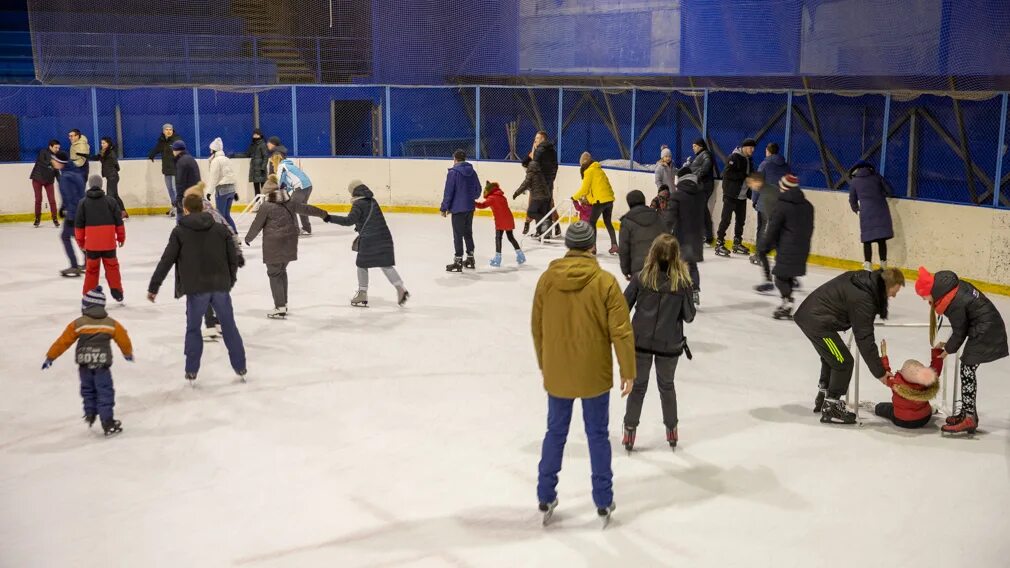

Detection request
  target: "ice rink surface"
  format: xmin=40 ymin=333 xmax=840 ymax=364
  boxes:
xmin=1 ymin=213 xmax=1008 ymax=567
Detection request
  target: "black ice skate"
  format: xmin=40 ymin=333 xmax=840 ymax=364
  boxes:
xmin=754 ymin=281 xmax=775 ymax=294
xmin=83 ymin=413 xmax=96 ymax=428
xmin=813 ymin=389 xmax=827 ymax=413
xmin=598 ymin=503 xmax=616 ymax=529
xmin=666 ymin=426 xmax=678 ymax=449
xmin=692 ymin=290 xmax=700 ymax=306
xmin=539 ymin=499 xmax=558 ymax=526
xmin=773 ymin=298 xmax=794 ymax=320
xmin=60 ymin=267 xmax=83 ymax=278
xmin=101 ymin=419 xmax=122 ymax=437
xmin=110 ymin=288 xmax=124 ymax=303
xmin=446 ymin=257 xmax=463 ymax=272
xmin=820 ymin=398 xmax=857 ymax=424
xmin=33 ymin=217 xmax=40 ymax=228
xmin=714 ymin=240 xmax=731 ymax=257
xmin=749 ymin=254 xmax=762 ymax=265
xmin=622 ymin=425 xmax=636 ymax=453
xmin=732 ymin=242 xmax=750 ymax=255
xmin=463 ymin=255 xmax=476 ymax=270
xmin=185 ymin=372 xmax=197 ymax=386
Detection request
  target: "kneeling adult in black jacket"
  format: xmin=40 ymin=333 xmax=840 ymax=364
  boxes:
xmin=914 ymin=267 xmax=1008 ymax=435
xmin=622 ymin=234 xmax=697 ymax=451
xmin=793 ymin=268 xmax=906 ymax=424
xmin=758 ymin=174 xmax=813 ymax=320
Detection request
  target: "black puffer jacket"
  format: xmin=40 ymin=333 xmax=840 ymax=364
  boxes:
xmin=148 ymin=212 xmax=238 ymax=299
xmin=761 ymin=186 xmax=814 ymax=278
xmin=84 ymin=148 xmax=120 ymax=180
xmin=30 ymin=148 xmax=58 ymax=184
xmin=514 ymin=160 xmax=552 ymax=203
xmin=247 ymin=136 xmax=269 ymax=183
xmin=328 ymin=185 xmax=396 ymax=268
xmin=618 ymin=205 xmax=667 ymax=277
xmin=794 ymin=270 xmax=890 ymax=378
xmin=721 ymin=149 xmax=753 ymax=201
xmin=148 ymin=133 xmax=182 ymax=176
xmin=670 ymin=174 xmax=707 ymax=263
xmin=624 ymin=269 xmax=697 ymax=357
xmin=931 ymin=271 xmax=1009 ymax=366
xmin=173 ymin=151 xmax=201 ymax=204
xmin=523 ymin=140 xmax=558 ymax=188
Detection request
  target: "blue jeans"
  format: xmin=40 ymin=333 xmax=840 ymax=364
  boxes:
xmin=60 ymin=220 xmax=80 ymax=268
xmin=184 ymin=292 xmax=246 ymax=375
xmin=537 ymin=391 xmax=613 ymax=509
xmin=79 ymin=367 xmax=115 ymax=422
xmin=164 ymin=175 xmax=176 ymax=205
xmin=215 ymin=190 xmax=237 ymax=232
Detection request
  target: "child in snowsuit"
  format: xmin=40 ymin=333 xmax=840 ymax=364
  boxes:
xmin=573 ymin=198 xmax=592 ymax=224
xmin=875 ymin=340 xmax=941 ymax=429
xmin=43 ymin=287 xmax=133 ymax=436
xmin=75 ymin=175 xmax=126 ymax=301
xmin=477 ymin=181 xmax=525 ymax=267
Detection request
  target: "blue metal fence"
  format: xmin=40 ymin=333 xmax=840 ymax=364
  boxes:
xmin=0 ymin=84 xmax=1007 ymax=207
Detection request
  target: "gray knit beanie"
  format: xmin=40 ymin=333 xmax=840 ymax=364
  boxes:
xmin=565 ymin=221 xmax=596 ymax=251
xmin=88 ymin=174 xmax=103 ymax=189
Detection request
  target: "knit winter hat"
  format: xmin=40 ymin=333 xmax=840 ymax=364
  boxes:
xmin=693 ymin=138 xmax=707 ymax=148
xmin=565 ymin=221 xmax=596 ymax=251
xmin=267 ymin=136 xmax=282 ymax=146
xmin=209 ymin=137 xmax=223 ymax=153
xmin=626 ymin=190 xmax=646 ymax=208
xmin=82 ymin=286 xmax=106 ymax=311
xmin=347 ymin=179 xmax=365 ymax=195
xmin=660 ymin=147 xmax=672 ymax=159
xmin=171 ymin=140 xmax=187 ymax=151
xmin=162 ymin=123 xmax=173 ymax=131
xmin=779 ymin=174 xmax=800 ymax=191
xmin=88 ymin=174 xmax=103 ymax=189
xmin=914 ymin=266 xmax=934 ymax=298
xmin=741 ymin=138 xmax=757 ymax=148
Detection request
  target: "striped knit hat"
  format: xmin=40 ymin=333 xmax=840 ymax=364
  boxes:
xmin=82 ymin=287 xmax=106 ymax=311
xmin=779 ymin=174 xmax=800 ymax=191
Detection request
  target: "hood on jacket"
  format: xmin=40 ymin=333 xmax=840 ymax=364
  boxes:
xmin=351 ymin=185 xmax=374 ymax=201
xmin=580 ymin=160 xmax=598 ymax=178
xmin=623 ymin=204 xmax=661 ymax=227
xmin=450 ymin=161 xmax=477 ymax=177
xmin=676 ymin=173 xmax=701 ymax=194
xmin=86 ymin=187 xmax=106 ymax=199
xmin=852 ymin=270 xmax=890 ymax=320
xmin=850 ymin=161 xmax=876 ymax=177
xmin=266 ymin=188 xmax=290 ymax=203
xmin=82 ymin=305 xmax=108 ymax=319
xmin=930 ymin=270 xmax=959 ymax=300
xmin=764 ymin=153 xmax=787 ymax=167
xmin=173 ymin=149 xmax=189 ymax=160
xmin=274 ymin=145 xmax=288 ymax=156
xmin=548 ymin=251 xmax=602 ymax=292
xmin=179 ymin=211 xmax=217 ymax=231
xmin=209 ymin=137 xmax=224 ymax=154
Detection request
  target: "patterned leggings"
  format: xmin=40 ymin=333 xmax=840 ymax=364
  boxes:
xmin=960 ymin=363 xmax=979 ymax=415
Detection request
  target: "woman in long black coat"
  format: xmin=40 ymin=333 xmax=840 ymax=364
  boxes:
xmin=247 ymin=129 xmax=270 ymax=196
xmin=670 ymin=170 xmax=706 ymax=304
xmin=327 ymin=180 xmax=409 ymax=307
xmin=915 ymin=268 xmax=1008 ymax=435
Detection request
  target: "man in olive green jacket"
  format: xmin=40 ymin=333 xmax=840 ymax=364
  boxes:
xmin=531 ymin=220 xmax=635 ymax=524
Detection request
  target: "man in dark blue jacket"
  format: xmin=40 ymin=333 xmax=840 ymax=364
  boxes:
xmin=171 ymin=140 xmax=201 ymax=222
xmin=51 ymin=151 xmax=85 ymax=277
xmin=441 ymin=149 xmax=482 ymax=272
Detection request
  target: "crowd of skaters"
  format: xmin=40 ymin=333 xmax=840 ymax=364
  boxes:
xmin=26 ymin=125 xmax=1009 ymax=527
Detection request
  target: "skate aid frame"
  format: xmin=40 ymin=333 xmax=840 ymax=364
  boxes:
xmin=845 ymin=322 xmax=962 ymax=423
xmin=521 ymin=198 xmax=577 ymax=247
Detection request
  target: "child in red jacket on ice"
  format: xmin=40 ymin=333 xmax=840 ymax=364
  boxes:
xmin=476 ymin=181 xmax=525 ymax=267
xmin=573 ymin=197 xmax=592 ymax=224
xmin=874 ymin=339 xmax=941 ymax=429
xmin=75 ymin=175 xmax=126 ymax=301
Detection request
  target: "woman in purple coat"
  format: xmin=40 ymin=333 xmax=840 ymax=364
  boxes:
xmin=848 ymin=162 xmax=894 ymax=270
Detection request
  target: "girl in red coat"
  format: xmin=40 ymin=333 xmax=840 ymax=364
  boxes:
xmin=874 ymin=339 xmax=942 ymax=429
xmin=476 ymin=181 xmax=526 ymax=267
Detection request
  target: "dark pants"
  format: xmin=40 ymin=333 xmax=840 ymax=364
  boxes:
xmin=451 ymin=211 xmax=475 ymax=258
xmin=215 ymin=192 xmax=237 ymax=232
xmin=589 ymin=201 xmax=617 ymax=247
xmin=267 ymin=262 xmax=289 ymax=308
xmin=32 ymin=180 xmax=58 ymax=220
xmin=717 ymin=198 xmax=747 ymax=243
xmin=703 ymin=186 xmax=714 ymax=241
xmin=495 ymin=230 xmax=520 ymax=253
xmin=253 ymin=181 xmax=263 ymax=196
xmin=527 ymin=199 xmax=550 ymax=235
xmin=688 ymin=261 xmax=700 ymax=291
xmin=185 ymin=292 xmax=246 ymax=375
xmin=624 ymin=352 xmax=680 ymax=429
xmin=291 ymin=186 xmax=313 ymax=233
xmin=537 ymin=392 xmax=613 ymax=509
xmin=79 ymin=366 xmax=115 ymax=422
xmin=775 ymin=275 xmax=794 ymax=300
xmin=205 ymin=306 xmax=218 ymax=328
xmin=803 ymin=330 xmax=854 ymax=398
xmin=106 ymin=176 xmax=125 ymax=213
xmin=84 ymin=250 xmax=122 ymax=294
xmin=60 ymin=220 xmax=80 ymax=268
xmin=756 ymin=211 xmax=766 ymax=243
xmin=874 ymin=403 xmax=931 ymax=429
xmin=759 ymin=251 xmax=773 ymax=280
xmin=863 ymin=239 xmax=888 ymax=263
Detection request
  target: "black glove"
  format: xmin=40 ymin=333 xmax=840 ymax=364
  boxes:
xmin=58 ymin=206 xmax=66 ymax=219
xmin=234 ymin=194 xmax=240 ymax=202
xmin=323 ymin=214 xmax=333 ymax=223
xmin=512 ymin=190 xmax=521 ymax=200
xmin=237 ymin=254 xmax=245 ymax=268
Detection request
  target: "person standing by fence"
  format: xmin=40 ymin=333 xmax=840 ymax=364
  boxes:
xmin=247 ymin=128 xmax=269 ymax=198
xmin=686 ymin=139 xmax=715 ymax=245
xmin=715 ymin=138 xmax=756 ymax=257
xmin=148 ymin=124 xmax=182 ymax=216
xmin=81 ymin=137 xmax=124 ymax=218
xmin=848 ymin=161 xmax=894 ymax=271
xmin=30 ymin=139 xmax=61 ymax=228
xmin=68 ymin=129 xmax=90 ymax=179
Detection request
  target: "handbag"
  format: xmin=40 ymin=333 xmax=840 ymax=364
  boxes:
xmin=351 ymin=200 xmax=375 ymax=252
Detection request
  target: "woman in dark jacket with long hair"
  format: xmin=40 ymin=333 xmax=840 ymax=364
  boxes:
xmin=848 ymin=161 xmax=893 ymax=270
xmin=327 ymin=180 xmax=409 ymax=308
xmin=81 ymin=137 xmax=124 ymax=217
xmin=30 ymin=139 xmax=61 ymax=227
xmin=622 ymin=233 xmax=696 ymax=452
xmin=915 ymin=267 xmax=1008 ymax=436
xmin=247 ymin=128 xmax=269 ymax=197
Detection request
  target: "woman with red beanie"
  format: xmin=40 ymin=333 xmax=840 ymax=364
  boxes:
xmin=914 ymin=267 xmax=1008 ymax=435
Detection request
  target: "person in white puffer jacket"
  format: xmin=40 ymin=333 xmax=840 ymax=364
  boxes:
xmin=206 ymin=137 xmax=238 ymax=231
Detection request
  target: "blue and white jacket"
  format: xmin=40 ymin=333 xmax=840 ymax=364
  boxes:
xmin=277 ymin=158 xmax=312 ymax=191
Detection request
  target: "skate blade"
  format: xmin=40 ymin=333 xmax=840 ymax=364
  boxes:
xmin=266 ymin=314 xmax=287 ymax=319
xmin=350 ymin=303 xmax=369 ymax=308
xmin=600 ymin=514 xmax=613 ymax=529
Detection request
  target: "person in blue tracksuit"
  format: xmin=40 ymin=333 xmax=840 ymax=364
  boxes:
xmin=50 ymin=151 xmax=85 ymax=277
xmin=441 ymin=149 xmax=482 ymax=272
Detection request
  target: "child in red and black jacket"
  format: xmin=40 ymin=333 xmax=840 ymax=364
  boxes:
xmin=874 ymin=339 xmax=942 ymax=429
xmin=75 ymin=175 xmax=126 ymax=301
xmin=476 ymin=181 xmax=526 ymax=268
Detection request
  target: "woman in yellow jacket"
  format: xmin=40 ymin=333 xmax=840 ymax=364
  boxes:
xmin=572 ymin=152 xmax=618 ymax=255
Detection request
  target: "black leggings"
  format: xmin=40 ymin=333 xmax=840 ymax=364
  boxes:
xmin=495 ymin=230 xmax=520 ymax=253
xmin=589 ymin=201 xmax=617 ymax=246
xmin=863 ymin=239 xmax=888 ymax=263
xmin=774 ymin=275 xmax=794 ymax=300
xmin=106 ymin=176 xmax=125 ymax=212
xmin=253 ymin=182 xmax=263 ymax=196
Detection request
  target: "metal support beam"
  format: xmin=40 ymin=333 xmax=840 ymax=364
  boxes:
xmin=790 ymin=104 xmax=847 ymax=188
xmin=917 ymin=107 xmax=994 ymax=195
xmin=562 ymin=91 xmax=591 ymax=133
xmin=634 ymin=94 xmax=673 ymax=151
xmin=385 ymin=86 xmax=391 ymax=157
xmin=253 ymin=92 xmax=260 ymax=129
xmin=784 ymin=91 xmax=793 ymax=160
xmin=830 ymin=110 xmax=914 ymax=190
xmin=114 ymin=104 xmax=123 ymax=158
xmin=908 ymin=111 xmax=919 ymax=198
xmin=752 ymin=106 xmax=786 ymax=145
xmin=702 ymin=89 xmax=709 ymax=140
xmin=527 ymin=88 xmax=544 ymax=132
xmin=803 ymin=83 xmax=833 ymax=188
xmin=629 ymin=88 xmax=637 ymax=164
xmin=994 ymin=93 xmax=1009 ymax=207
xmin=879 ymin=94 xmax=891 ymax=175
xmin=192 ymin=88 xmax=201 ymax=157
xmin=950 ymin=83 xmax=979 ymax=203
xmin=475 ymin=86 xmax=481 ymax=160
xmin=600 ymin=91 xmax=629 ymax=159
xmin=676 ymin=100 xmax=728 ymax=165
xmin=557 ymin=87 xmax=564 ymax=159
xmin=291 ymin=86 xmax=298 ymax=157
xmin=90 ymin=87 xmax=99 ymax=145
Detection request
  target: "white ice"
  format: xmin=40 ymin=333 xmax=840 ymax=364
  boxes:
xmin=0 ymin=214 xmax=1008 ymax=567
